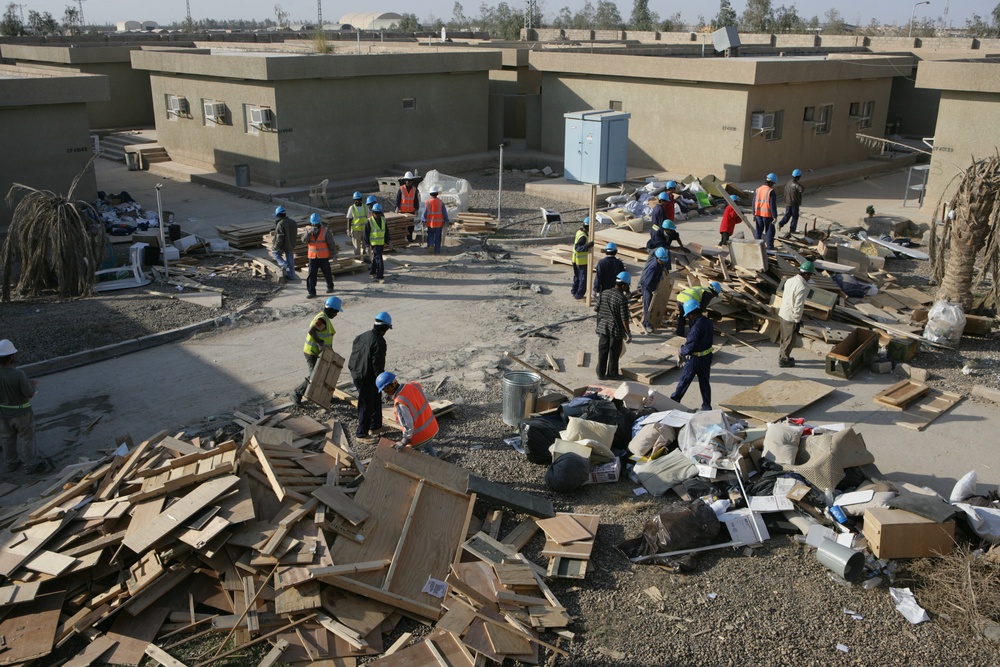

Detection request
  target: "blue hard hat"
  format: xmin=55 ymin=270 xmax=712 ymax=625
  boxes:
xmin=664 ymin=220 xmax=676 ymax=230
xmin=366 ymin=195 xmax=378 ymax=205
xmin=375 ymin=371 xmax=396 ymax=392
xmin=375 ymin=311 xmax=393 ymax=328
xmin=353 ymin=191 xmax=363 ymax=200
xmin=766 ymin=173 xmax=777 ymax=183
xmin=615 ymin=271 xmax=631 ymax=285
xmin=730 ymin=194 xmax=739 ymax=201
xmin=309 ymin=213 xmax=321 ymax=225
xmin=274 ymin=206 xmax=286 ymax=217
xmin=657 ymin=192 xmax=669 ymax=202
xmin=324 ymin=296 xmax=343 ymax=311
xmin=371 ymin=203 xmax=383 ymax=213
xmin=654 ymin=247 xmax=668 ymax=260
xmin=666 ymin=180 xmax=677 ymax=189
xmin=683 ymin=300 xmax=701 ymax=316
xmin=605 ymin=242 xmax=618 ymax=253
xmin=709 ymin=281 xmax=722 ymax=294
xmin=792 ymin=169 xmax=802 ymax=178
xmin=582 ymin=217 xmax=590 ymax=226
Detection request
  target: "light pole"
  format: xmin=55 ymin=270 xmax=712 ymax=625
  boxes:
xmin=909 ymin=1 xmax=930 ymax=38
xmin=155 ymin=183 xmax=169 ymax=277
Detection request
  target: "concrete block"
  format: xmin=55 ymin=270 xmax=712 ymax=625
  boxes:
xmin=895 ymin=363 xmax=930 ymax=383
xmin=971 ymin=385 xmax=1000 ymax=404
xmin=871 ymin=361 xmax=893 ymax=374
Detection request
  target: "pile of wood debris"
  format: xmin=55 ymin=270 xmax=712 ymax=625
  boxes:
xmin=0 ymin=407 xmax=579 ymax=667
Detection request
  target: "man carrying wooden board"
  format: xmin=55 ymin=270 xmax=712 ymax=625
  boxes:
xmin=294 ymin=296 xmax=343 ymax=405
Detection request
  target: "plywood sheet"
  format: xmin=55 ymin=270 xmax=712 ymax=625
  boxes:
xmin=720 ymin=373 xmax=835 ymax=423
xmin=885 ymin=388 xmax=963 ymax=431
xmin=874 ymin=379 xmax=930 ymax=408
xmin=536 ymin=515 xmax=592 ymax=545
xmin=0 ymin=591 xmax=64 ymax=664
xmin=101 ymin=605 xmax=172 ymax=665
xmin=123 ymin=476 xmax=240 ymax=553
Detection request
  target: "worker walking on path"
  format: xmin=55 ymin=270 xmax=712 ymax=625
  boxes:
xmin=571 ymin=217 xmax=594 ymax=300
xmin=0 ymin=340 xmax=48 ymax=475
xmin=593 ymin=242 xmax=625 ymax=295
xmin=594 ymin=271 xmax=632 ymax=380
xmin=778 ymin=169 xmax=804 ymax=238
xmin=422 ymin=186 xmax=449 ymax=254
xmin=675 ymin=282 xmax=722 ymax=336
xmin=753 ymin=173 xmax=778 ymax=250
xmin=719 ymin=195 xmax=741 ymax=246
xmin=670 ymin=301 xmax=715 ymax=412
xmin=302 ymin=213 xmax=336 ymax=299
xmin=366 ymin=203 xmax=387 ymax=282
xmin=294 ymin=296 xmax=342 ymax=405
xmin=640 ymin=248 xmax=671 ymax=333
xmin=377 ymin=372 xmax=440 ymax=453
xmin=647 ymin=182 xmax=678 ymax=253
xmin=778 ymin=261 xmax=814 ymax=367
xmin=348 ymin=312 xmax=392 ymax=441
xmin=347 ymin=192 xmax=370 ymax=263
xmin=270 ymin=206 xmax=298 ymax=280
xmin=395 ymin=171 xmax=420 ymax=243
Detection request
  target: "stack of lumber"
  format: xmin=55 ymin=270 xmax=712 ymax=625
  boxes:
xmin=538 ymin=513 xmax=599 ymax=579
xmin=216 ymin=220 xmax=276 ymax=249
xmin=453 ymin=212 xmax=498 ymax=236
xmin=261 ymin=230 xmax=309 ymax=269
xmin=0 ymin=409 xmax=571 ymax=666
xmin=383 ymin=212 xmax=413 ymax=247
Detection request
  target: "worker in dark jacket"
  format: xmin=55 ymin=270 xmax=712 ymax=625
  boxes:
xmin=571 ymin=217 xmax=594 ymax=300
xmin=778 ymin=169 xmax=804 ymax=237
xmin=348 ymin=312 xmax=392 ymax=440
xmin=594 ymin=271 xmax=632 ymax=380
xmin=640 ymin=248 xmax=670 ymax=333
xmin=270 ymin=206 xmax=298 ymax=280
xmin=593 ymin=242 xmax=626 ymax=295
xmin=670 ymin=301 xmax=714 ymax=411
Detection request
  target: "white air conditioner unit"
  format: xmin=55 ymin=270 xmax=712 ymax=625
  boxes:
xmin=168 ymin=95 xmax=189 ymax=115
xmin=204 ymin=101 xmax=226 ymax=121
xmin=249 ymin=107 xmax=274 ymax=129
xmin=848 ymin=115 xmax=871 ymax=124
xmin=750 ymin=112 xmax=775 ymax=131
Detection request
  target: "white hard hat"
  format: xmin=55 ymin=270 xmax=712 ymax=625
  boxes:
xmin=0 ymin=339 xmax=17 ymax=356
xmin=403 ymin=171 xmax=414 ymax=180
xmin=429 ymin=185 xmax=441 ymax=195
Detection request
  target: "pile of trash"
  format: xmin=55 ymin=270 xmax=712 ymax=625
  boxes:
xmin=95 ymin=190 xmax=162 ymax=236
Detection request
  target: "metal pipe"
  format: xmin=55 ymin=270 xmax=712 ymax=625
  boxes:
xmin=155 ymin=184 xmax=169 ymax=277
xmin=497 ymin=143 xmax=504 ymax=221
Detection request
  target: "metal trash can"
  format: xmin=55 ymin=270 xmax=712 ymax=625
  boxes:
xmin=501 ymin=371 xmax=541 ymax=427
xmin=125 ymin=152 xmax=139 ymax=171
xmin=234 ymin=164 xmax=250 ymax=187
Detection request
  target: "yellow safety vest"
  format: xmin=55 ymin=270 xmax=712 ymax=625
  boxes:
xmin=369 ymin=215 xmax=386 ymax=246
xmin=348 ymin=204 xmax=369 ymax=232
xmin=677 ymin=286 xmax=709 ymax=304
xmin=572 ymin=229 xmax=589 ymax=266
xmin=303 ymin=312 xmax=335 ymax=356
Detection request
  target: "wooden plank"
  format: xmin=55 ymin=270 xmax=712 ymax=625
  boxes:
xmin=500 ymin=519 xmax=540 ymax=551
xmin=145 ymin=644 xmax=191 ymax=667
xmin=304 ymin=347 xmax=346 ymax=409
xmin=720 ymin=373 xmax=835 ymax=423
xmin=0 ymin=580 xmax=40 ymax=606
xmin=25 ymin=549 xmax=77 ymax=576
xmin=576 ymin=351 xmax=587 ymax=367
xmin=312 ymin=485 xmax=370 ymax=526
xmin=122 ymin=476 xmax=240 ymax=554
xmin=466 ymin=475 xmax=554 ymax=519
xmin=281 ymin=415 xmax=328 ymax=437
xmin=98 ymin=430 xmax=168 ymax=500
xmin=0 ymin=591 xmax=64 ymax=665
xmin=620 ymin=355 xmax=679 ymax=385
xmin=255 ymin=639 xmax=289 ymax=667
xmin=541 ymin=539 xmax=594 ymax=560
xmin=874 ymin=379 xmax=930 ymax=408
xmin=63 ymin=635 xmax=118 ymax=667
xmin=103 ymin=605 xmax=172 ymax=665
xmin=535 ymin=515 xmax=592 ymax=545
xmin=887 ymin=389 xmax=963 ymax=431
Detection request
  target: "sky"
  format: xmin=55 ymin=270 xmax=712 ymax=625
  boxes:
xmin=12 ymin=0 xmax=997 ymax=28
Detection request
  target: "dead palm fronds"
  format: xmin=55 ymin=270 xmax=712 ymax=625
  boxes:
xmin=908 ymin=544 xmax=1000 ymax=639
xmin=2 ymin=156 xmax=105 ymax=301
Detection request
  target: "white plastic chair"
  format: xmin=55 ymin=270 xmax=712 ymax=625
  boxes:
xmin=540 ymin=208 xmax=564 ymax=237
xmin=95 ymin=242 xmax=152 ymax=292
xmin=309 ymin=178 xmax=329 ymax=207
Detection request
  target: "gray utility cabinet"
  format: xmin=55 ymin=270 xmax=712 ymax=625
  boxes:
xmin=563 ymin=110 xmax=631 ymax=185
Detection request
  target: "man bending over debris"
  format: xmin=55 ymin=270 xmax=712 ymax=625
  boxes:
xmin=294 ymin=296 xmax=342 ymax=405
xmin=670 ymin=302 xmax=714 ymax=412
xmin=377 ymin=372 xmax=440 ymax=453
xmin=0 ymin=340 xmax=49 ymax=475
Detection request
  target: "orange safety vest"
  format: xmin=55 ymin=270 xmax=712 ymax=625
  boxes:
xmin=399 ymin=185 xmax=417 ymax=213
xmin=394 ymin=382 xmax=439 ymax=446
xmin=753 ymin=184 xmax=774 ymax=218
xmin=424 ymin=197 xmax=445 ymax=229
xmin=306 ymin=227 xmax=330 ymax=259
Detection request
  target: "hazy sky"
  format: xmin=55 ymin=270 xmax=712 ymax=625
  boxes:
xmin=15 ymin=0 xmax=996 ymax=28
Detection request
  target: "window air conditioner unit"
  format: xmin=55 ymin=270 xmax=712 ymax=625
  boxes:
xmin=849 ymin=115 xmax=870 ymax=124
xmin=204 ymin=101 xmax=226 ymax=121
xmin=751 ymin=112 xmax=775 ymax=131
xmin=250 ymin=107 xmax=274 ymax=129
xmin=169 ymin=96 xmax=189 ymax=115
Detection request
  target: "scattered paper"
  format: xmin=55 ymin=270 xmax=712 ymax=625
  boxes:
xmin=422 ymin=577 xmax=448 ymax=598
xmin=806 ymin=524 xmax=854 ymax=548
xmin=836 ymin=643 xmax=849 ymax=653
xmin=843 ymin=608 xmax=863 ymax=621
xmin=504 ymin=437 xmax=525 ymax=454
xmin=834 ymin=490 xmax=875 ymax=507
xmin=632 ymin=487 xmax=649 ymax=496
xmin=706 ymin=593 xmax=718 ymax=601
xmin=113 ymin=442 xmax=130 ymax=457
xmin=636 ymin=409 xmax=695 ymax=429
xmin=814 ymin=423 xmax=847 ymax=433
xmin=749 ymin=495 xmax=794 ymax=512
xmin=890 ymin=587 xmax=930 ymax=625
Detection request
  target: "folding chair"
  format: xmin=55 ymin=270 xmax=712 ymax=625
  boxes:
xmin=95 ymin=242 xmax=153 ymax=292
xmin=540 ymin=207 xmax=564 ymax=237
xmin=309 ymin=178 xmax=329 ymax=207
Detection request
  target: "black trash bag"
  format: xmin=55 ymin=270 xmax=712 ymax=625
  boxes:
xmin=581 ymin=399 xmax=636 ymax=451
xmin=682 ymin=477 xmax=719 ymax=498
xmin=545 ymin=453 xmax=591 ymax=493
xmin=616 ymin=499 xmax=721 ymax=566
xmin=521 ymin=414 xmax=567 ymax=465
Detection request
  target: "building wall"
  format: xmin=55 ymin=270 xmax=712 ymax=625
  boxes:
xmin=741 ymin=78 xmax=891 ymax=182
xmin=78 ymin=61 xmax=153 ymax=128
xmin=924 ymin=91 xmax=1000 ymax=209
xmin=538 ymin=72 xmax=748 ymax=180
xmin=887 ymin=74 xmax=939 ymax=138
xmin=0 ymin=103 xmax=97 ymax=231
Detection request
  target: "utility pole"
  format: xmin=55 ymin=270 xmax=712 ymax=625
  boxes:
xmin=76 ymin=0 xmax=85 ymax=28
xmin=185 ymin=0 xmax=192 ymax=28
xmin=317 ymin=0 xmax=322 ymax=29
xmin=525 ymin=0 xmax=536 ymax=29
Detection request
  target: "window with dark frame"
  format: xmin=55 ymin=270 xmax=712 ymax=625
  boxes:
xmin=402 ymin=98 xmax=416 ymax=110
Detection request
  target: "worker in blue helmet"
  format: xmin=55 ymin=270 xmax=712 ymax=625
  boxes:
xmin=348 ymin=312 xmax=393 ymax=441
xmin=594 ymin=271 xmax=633 ymax=380
xmin=778 ymin=169 xmax=804 ymax=239
xmin=271 ymin=205 xmax=297 ymax=280
xmin=366 ymin=203 xmax=387 ymax=282
xmin=676 ymin=281 xmax=723 ymax=336
xmin=670 ymin=299 xmax=714 ymax=412
xmin=294 ymin=296 xmax=343 ymax=405
xmin=570 ymin=217 xmax=594 ymax=300
xmin=647 ymin=184 xmax=677 ymax=253
xmin=301 ymin=212 xmax=336 ymax=298
xmin=753 ymin=173 xmax=779 ymax=250
xmin=639 ymin=247 xmax=671 ymax=333
xmin=593 ymin=241 xmax=626 ymax=295
xmin=719 ymin=194 xmax=741 ymax=246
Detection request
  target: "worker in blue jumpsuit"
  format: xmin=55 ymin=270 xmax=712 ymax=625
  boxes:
xmin=639 ymin=247 xmax=670 ymax=333
xmin=670 ymin=300 xmax=714 ymax=411
xmin=593 ymin=242 xmax=625 ymax=295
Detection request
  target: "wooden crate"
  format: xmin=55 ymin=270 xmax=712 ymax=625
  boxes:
xmin=825 ymin=328 xmax=879 ymax=379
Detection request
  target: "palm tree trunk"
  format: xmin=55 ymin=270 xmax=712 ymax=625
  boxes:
xmin=937 ymin=214 xmax=987 ymax=309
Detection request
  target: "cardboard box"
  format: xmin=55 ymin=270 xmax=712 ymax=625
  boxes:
xmin=534 ymin=392 xmax=567 ymax=413
xmin=585 ymin=458 xmax=621 ymax=485
xmin=613 ymin=381 xmax=649 ymax=410
xmin=862 ymin=508 xmax=954 ymax=559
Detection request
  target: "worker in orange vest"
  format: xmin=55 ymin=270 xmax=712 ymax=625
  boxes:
xmin=376 ymin=372 xmax=440 ymax=453
xmin=421 ymin=185 xmax=449 ymax=254
xmin=753 ymin=173 xmax=778 ymax=250
xmin=301 ymin=213 xmax=336 ymax=299
xmin=395 ymin=171 xmax=421 ymax=243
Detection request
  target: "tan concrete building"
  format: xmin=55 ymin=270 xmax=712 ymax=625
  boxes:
xmin=0 ymin=44 xmax=153 ymax=130
xmin=130 ymin=48 xmax=501 ymax=187
xmin=0 ymin=65 xmax=109 ymax=232
xmin=529 ymin=52 xmax=914 ymax=183
xmin=915 ymin=59 xmax=1000 ymax=211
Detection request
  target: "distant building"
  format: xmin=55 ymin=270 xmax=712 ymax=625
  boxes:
xmin=116 ymin=20 xmax=159 ymax=32
xmin=338 ymin=13 xmax=403 ymax=31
